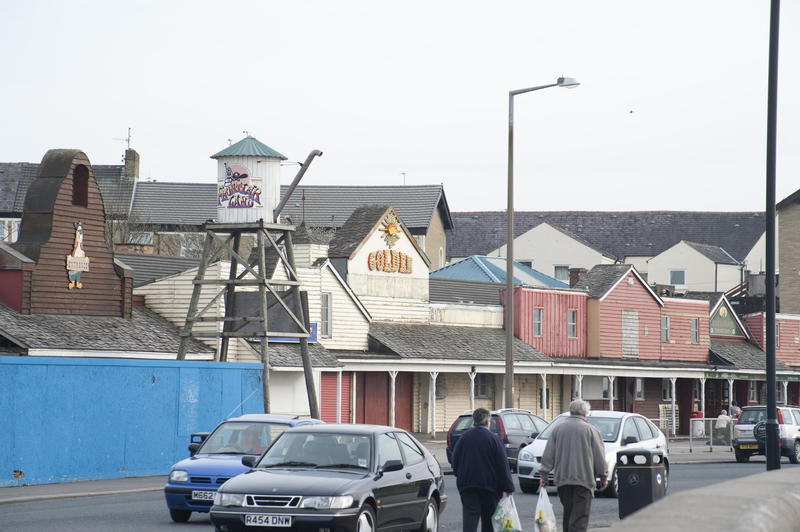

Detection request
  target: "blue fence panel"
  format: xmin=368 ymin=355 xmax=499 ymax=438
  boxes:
xmin=0 ymin=357 xmax=264 ymax=487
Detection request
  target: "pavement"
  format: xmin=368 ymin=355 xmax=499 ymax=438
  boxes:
xmin=0 ymin=437 xmax=735 ymax=506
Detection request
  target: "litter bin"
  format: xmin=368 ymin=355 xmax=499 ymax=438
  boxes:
xmin=616 ymin=448 xmax=667 ymax=519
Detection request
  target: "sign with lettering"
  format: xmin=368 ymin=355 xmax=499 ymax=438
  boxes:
xmin=368 ymin=249 xmax=412 ymax=273
xmin=218 ymin=163 xmax=262 ymax=209
xmin=710 ymin=304 xmax=744 ymax=337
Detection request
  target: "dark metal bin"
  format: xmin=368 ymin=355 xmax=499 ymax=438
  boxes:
xmin=616 ymin=448 xmax=667 ymax=519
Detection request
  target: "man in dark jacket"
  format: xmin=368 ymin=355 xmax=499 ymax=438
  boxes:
xmin=451 ymin=408 xmax=514 ymax=532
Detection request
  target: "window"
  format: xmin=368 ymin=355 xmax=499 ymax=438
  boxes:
xmin=777 ymin=384 xmax=787 ymax=405
xmin=749 ymin=382 xmax=759 ymax=404
xmin=776 ymin=323 xmax=780 ymax=348
xmin=395 ymin=432 xmax=424 ymax=465
xmin=539 ymin=387 xmax=550 ymax=409
xmin=693 ymin=380 xmax=701 ymax=402
xmin=434 ymin=374 xmax=446 ymax=400
xmin=661 ymin=315 xmax=670 ymax=342
xmin=635 ymin=378 xmax=645 ymax=401
xmin=181 ymin=233 xmax=204 ymax=258
xmin=669 ymin=269 xmax=686 ymax=286
xmin=662 ymin=379 xmax=673 ymax=401
xmin=792 ymin=410 xmax=800 ymax=425
xmin=622 ymin=418 xmax=639 ymax=442
xmin=377 ymin=433 xmax=403 ymax=468
xmin=320 ymin=293 xmax=332 ymax=338
xmin=474 ymin=374 xmax=491 ymax=399
xmin=622 ymin=310 xmax=639 ymax=357
xmin=72 ymin=165 xmax=89 ymax=206
xmin=633 ymin=416 xmax=655 ymax=440
xmin=554 ymin=265 xmax=570 ymax=283
xmin=602 ymin=378 xmax=618 ymax=400
xmin=503 ymin=414 xmax=522 ymax=430
xmin=691 ymin=318 xmax=699 ymax=344
xmin=516 ymin=414 xmax=535 ymax=433
xmin=533 ymin=308 xmax=543 ymax=337
xmin=568 ymin=309 xmax=577 ymax=338
xmin=438 ymin=247 xmax=444 ymax=268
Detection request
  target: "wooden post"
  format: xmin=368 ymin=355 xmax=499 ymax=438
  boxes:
xmin=178 ymin=230 xmax=214 ymax=360
xmin=256 ymin=227 xmax=270 ymax=413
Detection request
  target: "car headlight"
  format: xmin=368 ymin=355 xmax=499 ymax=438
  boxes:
xmin=518 ymin=449 xmax=534 ymax=462
xmin=300 ymin=495 xmax=354 ymax=509
xmin=214 ymin=492 xmax=245 ymax=506
xmin=169 ymin=470 xmax=188 ymax=483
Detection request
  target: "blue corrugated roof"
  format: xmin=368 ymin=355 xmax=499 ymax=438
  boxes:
xmin=210 ymin=136 xmax=287 ymax=160
xmin=430 ymin=255 xmax=568 ymax=288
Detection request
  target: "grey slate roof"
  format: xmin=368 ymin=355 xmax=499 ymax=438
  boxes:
xmin=368 ymin=322 xmax=549 ymax=362
xmin=684 ymin=241 xmax=739 ymax=265
xmin=0 ymin=303 xmax=212 ymax=355
xmin=279 ymin=184 xmax=453 ymax=231
xmin=210 ymin=136 xmax=287 ymax=160
xmin=131 ymin=182 xmax=216 ymax=226
xmin=429 ymin=278 xmax=504 ymax=306
xmin=0 ymin=162 xmax=134 ymax=217
xmin=115 ymin=252 xmax=200 ymax=287
xmin=246 ymin=340 xmax=340 ymax=368
xmin=430 ymin=255 xmax=568 ymax=288
xmin=684 ymin=292 xmax=725 ymax=307
xmin=328 ymin=204 xmax=391 ymax=259
xmin=574 ymin=264 xmax=633 ymax=298
xmin=709 ymin=339 xmax=789 ymax=371
xmin=449 ymin=211 xmax=765 ymax=262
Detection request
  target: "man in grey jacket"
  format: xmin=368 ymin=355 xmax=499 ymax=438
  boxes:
xmin=539 ymin=399 xmax=607 ymax=532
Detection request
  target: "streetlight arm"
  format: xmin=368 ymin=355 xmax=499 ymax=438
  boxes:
xmin=510 ymin=83 xmax=559 ymax=97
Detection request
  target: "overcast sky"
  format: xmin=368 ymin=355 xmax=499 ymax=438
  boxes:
xmin=2 ymin=1 xmax=799 ymax=213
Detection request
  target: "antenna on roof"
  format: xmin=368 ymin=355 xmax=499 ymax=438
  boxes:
xmin=227 ymin=138 xmax=232 ymax=145
xmin=113 ymin=127 xmax=133 ymax=162
xmin=242 ymin=130 xmax=250 ymax=137
xmin=401 ymin=172 xmax=407 ymax=185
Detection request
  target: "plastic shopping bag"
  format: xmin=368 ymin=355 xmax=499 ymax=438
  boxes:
xmin=534 ymin=488 xmax=557 ymax=532
xmin=492 ymin=494 xmax=523 ymax=532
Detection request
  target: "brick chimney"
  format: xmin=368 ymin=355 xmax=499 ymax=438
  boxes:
xmin=569 ymin=267 xmax=588 ymax=288
xmin=124 ymin=149 xmax=140 ymax=178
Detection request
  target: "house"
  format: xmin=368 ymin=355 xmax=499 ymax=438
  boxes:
xmin=646 ymin=240 xmax=743 ymax=294
xmin=430 ymin=255 xmax=568 ymax=289
xmin=778 ymin=188 xmax=800 ymax=313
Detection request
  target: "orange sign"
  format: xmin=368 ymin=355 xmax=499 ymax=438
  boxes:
xmin=368 ymin=249 xmax=412 ymax=274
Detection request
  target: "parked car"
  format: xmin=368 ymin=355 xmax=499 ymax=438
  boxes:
xmin=516 ymin=410 xmax=669 ymax=497
xmin=446 ymin=408 xmax=548 ymax=472
xmin=210 ymin=423 xmax=446 ymax=532
xmin=732 ymin=404 xmax=800 ymax=463
xmin=164 ymin=413 xmax=323 ymax=523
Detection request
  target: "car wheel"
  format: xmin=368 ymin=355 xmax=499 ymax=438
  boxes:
xmin=356 ymin=505 xmax=376 ymax=532
xmin=791 ymin=441 xmax=800 ymax=464
xmin=519 ymin=478 xmax=539 ymax=494
xmin=413 ymin=498 xmax=439 ymax=532
xmin=169 ymin=509 xmax=191 ymax=522
xmin=735 ymin=450 xmax=750 ymax=463
xmin=605 ymin=469 xmax=619 ymax=498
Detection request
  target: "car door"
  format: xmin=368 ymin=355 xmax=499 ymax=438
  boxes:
xmin=373 ymin=431 xmax=415 ymax=529
xmin=501 ymin=413 xmax=524 ymax=460
xmin=395 ymin=431 xmax=432 ymax=524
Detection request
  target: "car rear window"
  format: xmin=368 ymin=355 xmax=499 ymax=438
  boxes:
xmin=452 ymin=415 xmax=475 ymax=432
xmin=739 ymin=408 xmax=766 ymax=424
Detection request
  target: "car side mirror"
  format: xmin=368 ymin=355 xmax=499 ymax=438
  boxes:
xmin=188 ymin=442 xmax=201 ymax=456
xmin=380 ymin=460 xmax=404 ymax=473
xmin=531 ymin=432 xmax=539 ymax=439
xmin=242 ymin=455 xmax=258 ymax=468
xmin=623 ymin=436 xmax=638 ymax=446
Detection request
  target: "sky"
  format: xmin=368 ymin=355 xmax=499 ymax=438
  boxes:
xmin=2 ymin=1 xmax=799 ymax=213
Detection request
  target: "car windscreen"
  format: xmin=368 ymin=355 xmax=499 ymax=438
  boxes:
xmin=199 ymin=421 xmax=288 ymax=455
xmin=257 ymin=432 xmax=372 ymax=470
xmin=536 ymin=415 xmax=621 ymax=443
xmin=739 ymin=409 xmax=766 ymax=425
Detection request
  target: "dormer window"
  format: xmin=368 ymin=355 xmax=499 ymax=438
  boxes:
xmin=72 ymin=165 xmax=89 ymax=206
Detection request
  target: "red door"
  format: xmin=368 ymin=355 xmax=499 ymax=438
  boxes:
xmin=320 ymin=372 xmax=352 ymax=423
xmin=395 ymin=373 xmax=413 ymax=431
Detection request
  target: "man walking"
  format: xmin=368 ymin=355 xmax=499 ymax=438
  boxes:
xmin=539 ymin=399 xmax=607 ymax=532
xmin=451 ymin=408 xmax=514 ymax=532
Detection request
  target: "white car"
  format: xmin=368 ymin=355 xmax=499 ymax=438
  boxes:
xmin=516 ymin=410 xmax=668 ymax=497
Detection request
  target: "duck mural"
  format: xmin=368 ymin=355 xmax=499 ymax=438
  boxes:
xmin=66 ymin=221 xmax=90 ymax=289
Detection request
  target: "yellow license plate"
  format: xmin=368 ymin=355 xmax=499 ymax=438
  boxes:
xmin=739 ymin=444 xmax=758 ymax=450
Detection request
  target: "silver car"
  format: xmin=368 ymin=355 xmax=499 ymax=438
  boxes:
xmin=732 ymin=405 xmax=800 ymax=463
xmin=516 ymin=410 xmax=668 ymax=497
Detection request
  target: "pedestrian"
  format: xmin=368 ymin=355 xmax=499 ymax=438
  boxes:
xmin=538 ymin=399 xmax=607 ymax=532
xmin=715 ymin=409 xmax=731 ymax=444
xmin=451 ymin=407 xmax=514 ymax=532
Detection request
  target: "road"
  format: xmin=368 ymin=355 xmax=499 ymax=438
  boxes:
xmin=0 ymin=462 xmax=795 ymax=531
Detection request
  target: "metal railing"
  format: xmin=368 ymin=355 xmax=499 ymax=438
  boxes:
xmin=687 ymin=417 xmax=734 ymax=453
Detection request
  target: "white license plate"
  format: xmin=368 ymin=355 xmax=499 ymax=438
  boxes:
xmin=191 ymin=490 xmax=216 ymax=501
xmin=245 ymin=514 xmax=292 ymax=527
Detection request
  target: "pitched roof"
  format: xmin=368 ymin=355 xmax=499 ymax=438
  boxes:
xmin=279 ymin=184 xmax=452 ymax=231
xmin=327 ymin=204 xmax=392 ymax=258
xmin=0 ymin=303 xmax=212 ymax=356
xmin=0 ymin=163 xmax=38 ymax=214
xmin=448 ymin=211 xmax=765 ymax=262
xmin=246 ymin=340 xmax=340 ymax=368
xmin=368 ymin=322 xmax=549 ymax=362
xmin=210 ymin=136 xmax=287 ymax=160
xmin=429 ymin=278 xmax=504 ymax=306
xmin=430 ymin=255 xmax=568 ymax=288
xmin=131 ymin=182 xmax=216 ymax=226
xmin=684 ymin=241 xmax=739 ymax=265
xmin=115 ymin=253 xmax=200 ymax=287
xmin=709 ymin=339 xmax=790 ymax=371
xmin=574 ymin=264 xmax=635 ymax=298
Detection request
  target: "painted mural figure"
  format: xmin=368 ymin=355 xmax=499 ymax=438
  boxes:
xmin=67 ymin=221 xmax=89 ymax=289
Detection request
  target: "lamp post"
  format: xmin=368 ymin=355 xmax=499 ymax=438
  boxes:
xmin=504 ymin=77 xmax=579 ymax=409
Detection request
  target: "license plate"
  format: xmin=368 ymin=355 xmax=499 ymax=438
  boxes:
xmin=740 ymin=444 xmax=758 ymax=450
xmin=191 ymin=490 xmax=215 ymax=501
xmin=244 ymin=514 xmax=292 ymax=527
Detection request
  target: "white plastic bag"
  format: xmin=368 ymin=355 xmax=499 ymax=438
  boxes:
xmin=492 ymin=494 xmax=523 ymax=532
xmin=534 ymin=488 xmax=557 ymax=532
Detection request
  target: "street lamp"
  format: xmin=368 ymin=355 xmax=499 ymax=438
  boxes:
xmin=504 ymin=77 xmax=580 ymax=409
